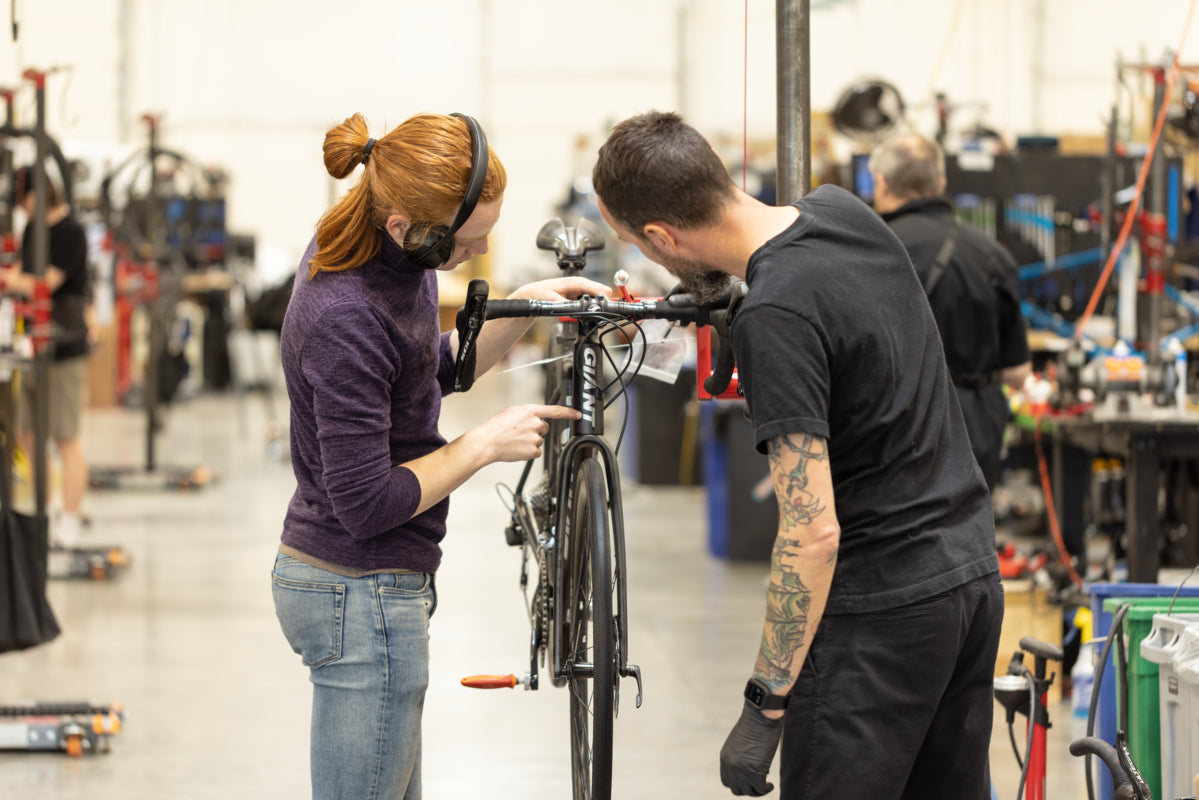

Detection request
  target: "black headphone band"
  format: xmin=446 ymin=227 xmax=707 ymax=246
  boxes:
xmin=420 ymin=113 xmax=488 ymax=261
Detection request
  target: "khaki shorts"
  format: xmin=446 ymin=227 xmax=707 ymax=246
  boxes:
xmin=17 ymin=355 xmax=88 ymax=441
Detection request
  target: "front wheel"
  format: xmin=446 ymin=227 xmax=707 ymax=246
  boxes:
xmin=565 ymin=457 xmax=615 ymax=800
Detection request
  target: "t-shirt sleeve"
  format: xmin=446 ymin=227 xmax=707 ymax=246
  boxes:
xmin=300 ymin=304 xmax=421 ymax=537
xmin=733 ymin=302 xmax=831 ymax=454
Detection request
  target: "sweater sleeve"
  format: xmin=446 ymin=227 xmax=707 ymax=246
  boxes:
xmin=300 ymin=303 xmax=422 ymax=538
xmin=436 ymin=330 xmax=456 ymax=395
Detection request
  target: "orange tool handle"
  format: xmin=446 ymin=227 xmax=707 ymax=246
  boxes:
xmin=461 ymin=674 xmax=519 ymax=689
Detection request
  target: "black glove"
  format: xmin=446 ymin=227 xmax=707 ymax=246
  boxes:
xmin=719 ymin=700 xmax=784 ymax=796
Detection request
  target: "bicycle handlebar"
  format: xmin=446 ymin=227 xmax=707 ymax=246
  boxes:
xmin=480 ymin=294 xmax=724 ymax=324
xmin=1069 ymin=734 xmax=1148 ymax=800
xmin=453 ymin=278 xmax=745 ymax=394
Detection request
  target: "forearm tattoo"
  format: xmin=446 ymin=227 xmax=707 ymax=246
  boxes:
xmin=755 ymin=435 xmax=833 ymax=688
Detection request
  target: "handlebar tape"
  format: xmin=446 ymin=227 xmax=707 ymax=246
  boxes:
xmin=453 ymin=278 xmax=490 ymax=393
xmin=1069 ymin=737 xmax=1133 ymax=795
xmin=702 ymin=281 xmax=747 ymax=397
xmin=703 ymin=322 xmax=736 ymax=396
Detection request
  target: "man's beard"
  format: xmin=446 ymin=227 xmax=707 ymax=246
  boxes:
xmin=636 ymin=238 xmax=733 ymax=305
xmin=677 ymin=266 xmax=734 ymax=306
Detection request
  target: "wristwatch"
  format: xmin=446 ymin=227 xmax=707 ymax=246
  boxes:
xmin=744 ymin=677 xmax=790 ymax=711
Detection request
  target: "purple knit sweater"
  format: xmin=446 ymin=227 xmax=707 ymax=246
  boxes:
xmin=279 ymin=234 xmax=456 ymax=573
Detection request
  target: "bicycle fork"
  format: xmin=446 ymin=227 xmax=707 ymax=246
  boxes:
xmin=550 ymin=434 xmax=643 ymax=711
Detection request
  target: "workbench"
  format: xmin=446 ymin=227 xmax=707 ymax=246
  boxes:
xmin=1050 ymin=411 xmax=1199 ymax=582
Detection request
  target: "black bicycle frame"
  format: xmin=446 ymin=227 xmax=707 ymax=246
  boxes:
xmin=546 ymin=322 xmax=632 ymax=693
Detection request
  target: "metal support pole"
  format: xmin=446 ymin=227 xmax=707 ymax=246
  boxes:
xmin=1145 ymin=67 xmax=1168 ymax=361
xmin=1102 ymin=105 xmax=1116 ymax=265
xmin=775 ymin=0 xmax=811 ymax=204
xmin=143 ymin=115 xmax=161 ymax=474
xmin=24 ymin=69 xmax=49 ymax=520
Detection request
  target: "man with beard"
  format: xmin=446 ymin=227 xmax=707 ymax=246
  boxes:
xmin=592 ymin=111 xmax=1003 ymax=800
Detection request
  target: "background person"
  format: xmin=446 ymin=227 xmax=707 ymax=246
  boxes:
xmin=2 ymin=165 xmax=92 ymax=548
xmin=273 ymin=111 xmax=607 ymax=800
xmin=870 ymin=132 xmax=1032 ymax=490
xmin=591 ymin=110 xmax=1003 ymax=800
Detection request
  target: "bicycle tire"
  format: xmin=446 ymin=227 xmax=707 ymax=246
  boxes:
xmin=565 ymin=457 xmax=615 ymax=800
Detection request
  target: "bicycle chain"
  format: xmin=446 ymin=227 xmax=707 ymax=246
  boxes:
xmin=530 ymin=483 xmax=554 ymax=667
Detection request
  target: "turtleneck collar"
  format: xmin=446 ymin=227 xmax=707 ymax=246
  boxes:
xmin=376 ymin=229 xmax=427 ymax=274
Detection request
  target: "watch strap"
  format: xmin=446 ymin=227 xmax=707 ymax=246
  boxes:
xmin=744 ymin=678 xmax=790 ymax=711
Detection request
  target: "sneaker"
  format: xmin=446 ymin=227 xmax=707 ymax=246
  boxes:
xmin=52 ymin=512 xmax=83 ymax=550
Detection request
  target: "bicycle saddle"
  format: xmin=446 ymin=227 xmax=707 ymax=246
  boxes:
xmin=536 ymin=217 xmax=605 ymax=272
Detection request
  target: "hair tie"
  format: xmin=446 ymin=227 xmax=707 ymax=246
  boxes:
xmin=362 ymin=138 xmax=377 ymax=165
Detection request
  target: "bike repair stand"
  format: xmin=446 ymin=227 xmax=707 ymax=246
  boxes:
xmin=87 ymin=113 xmax=215 ymax=493
xmin=0 ymin=73 xmax=125 ymax=757
xmin=0 ymin=701 xmax=124 ymax=757
xmin=5 ymin=72 xmax=132 ymax=579
xmin=993 ymin=636 xmax=1063 ymax=800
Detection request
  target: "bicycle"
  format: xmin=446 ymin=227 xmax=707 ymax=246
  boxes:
xmin=997 ymin=631 xmax=1198 ymax=800
xmin=455 ymin=217 xmax=743 ymax=800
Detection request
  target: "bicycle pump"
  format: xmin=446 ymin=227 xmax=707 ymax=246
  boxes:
xmin=993 ymin=636 xmax=1064 ymax=800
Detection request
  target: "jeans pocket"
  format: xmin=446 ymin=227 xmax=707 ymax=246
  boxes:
xmin=378 ymin=572 xmax=434 ymax=612
xmin=272 ymin=571 xmax=346 ymax=669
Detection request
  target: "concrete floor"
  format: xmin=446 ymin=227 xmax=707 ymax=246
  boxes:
xmin=0 ymin=366 xmax=1118 ymax=799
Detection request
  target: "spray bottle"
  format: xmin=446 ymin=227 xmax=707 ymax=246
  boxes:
xmin=1168 ymin=337 xmax=1188 ymax=411
xmin=1071 ymin=607 xmax=1095 ymax=725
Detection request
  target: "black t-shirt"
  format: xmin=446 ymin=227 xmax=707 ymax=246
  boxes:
xmin=882 ymin=197 xmax=1030 ymax=378
xmin=21 ymin=213 xmax=90 ymax=360
xmin=883 ymin=197 xmax=1030 ymax=487
xmin=733 ymin=184 xmax=998 ymax=614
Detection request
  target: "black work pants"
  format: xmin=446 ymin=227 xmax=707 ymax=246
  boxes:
xmin=779 ymin=572 xmax=1004 ymax=800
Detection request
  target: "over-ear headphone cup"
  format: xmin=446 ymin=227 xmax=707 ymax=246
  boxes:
xmin=408 ymin=226 xmax=455 ymax=269
xmin=403 ymin=113 xmax=487 ymax=270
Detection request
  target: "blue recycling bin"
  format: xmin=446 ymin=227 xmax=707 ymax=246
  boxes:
xmin=1089 ymin=583 xmax=1199 ymax=799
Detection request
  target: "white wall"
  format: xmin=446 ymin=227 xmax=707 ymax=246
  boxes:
xmin=1 ymin=0 xmax=1194 ymax=286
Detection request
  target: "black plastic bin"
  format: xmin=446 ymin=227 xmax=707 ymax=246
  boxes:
xmin=700 ymin=400 xmax=777 ymax=561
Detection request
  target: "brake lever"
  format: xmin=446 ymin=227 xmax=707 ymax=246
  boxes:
xmin=454 ymin=278 xmax=490 ymax=393
xmin=1115 ymin=731 xmax=1150 ymax=800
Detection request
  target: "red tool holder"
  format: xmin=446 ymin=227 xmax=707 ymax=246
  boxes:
xmin=113 ymin=248 xmax=160 ymax=399
xmin=0 ymin=276 xmax=53 ymax=357
xmin=1139 ymin=211 xmax=1168 ymax=295
xmin=0 ymin=233 xmax=17 ymax=269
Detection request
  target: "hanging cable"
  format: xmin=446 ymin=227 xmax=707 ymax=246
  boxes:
xmin=742 ymin=0 xmax=749 ymax=192
xmin=1033 ymin=411 xmax=1085 ymax=589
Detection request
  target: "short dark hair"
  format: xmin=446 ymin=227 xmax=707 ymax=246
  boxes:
xmin=592 ymin=111 xmax=734 ymax=234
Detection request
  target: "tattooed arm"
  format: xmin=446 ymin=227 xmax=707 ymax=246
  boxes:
xmin=752 ymin=432 xmax=840 ymax=719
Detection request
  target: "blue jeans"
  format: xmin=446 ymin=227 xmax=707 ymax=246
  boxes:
xmin=271 ymin=553 xmax=437 ymax=800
